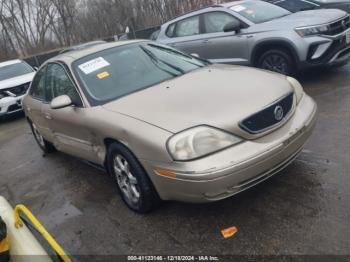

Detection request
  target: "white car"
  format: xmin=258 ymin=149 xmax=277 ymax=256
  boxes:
xmin=0 ymin=60 xmax=36 ymax=118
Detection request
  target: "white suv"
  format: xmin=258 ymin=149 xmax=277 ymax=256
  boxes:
xmin=0 ymin=60 xmax=35 ymax=118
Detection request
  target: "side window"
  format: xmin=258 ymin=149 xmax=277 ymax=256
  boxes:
xmin=174 ymin=15 xmax=200 ymax=37
xmin=29 ymin=66 xmax=46 ymax=100
xmin=166 ymin=23 xmax=176 ymax=37
xmin=204 ymin=12 xmax=238 ymax=34
xmin=46 ymin=63 xmax=81 ymax=104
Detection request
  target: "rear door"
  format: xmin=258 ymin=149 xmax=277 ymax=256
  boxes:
xmin=164 ymin=14 xmax=209 ymax=56
xmin=44 ymin=62 xmax=97 ymax=163
xmin=25 ymin=66 xmax=53 ymax=141
xmin=200 ymin=11 xmax=249 ymax=65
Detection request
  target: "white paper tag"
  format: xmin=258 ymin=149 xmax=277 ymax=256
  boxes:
xmin=231 ymin=5 xmax=246 ymax=12
xmin=78 ymin=57 xmax=110 ymax=74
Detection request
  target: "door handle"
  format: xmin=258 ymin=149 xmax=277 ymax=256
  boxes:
xmin=44 ymin=113 xmax=52 ymax=120
xmin=202 ymin=39 xmax=210 ymax=44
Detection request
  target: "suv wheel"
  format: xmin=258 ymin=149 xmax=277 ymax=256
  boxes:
xmin=258 ymin=49 xmax=296 ymax=76
xmin=29 ymin=121 xmax=55 ymax=153
xmin=107 ymin=142 xmax=161 ymax=213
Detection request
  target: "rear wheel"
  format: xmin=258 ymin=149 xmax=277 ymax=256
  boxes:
xmin=107 ymin=142 xmax=161 ymax=213
xmin=29 ymin=121 xmax=55 ymax=153
xmin=258 ymin=49 xmax=296 ymax=76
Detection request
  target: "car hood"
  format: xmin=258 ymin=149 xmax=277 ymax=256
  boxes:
xmin=323 ymin=2 xmax=350 ymax=13
xmin=252 ymin=9 xmax=347 ymax=30
xmin=102 ymin=64 xmax=293 ymax=138
xmin=0 ymin=72 xmax=35 ymax=90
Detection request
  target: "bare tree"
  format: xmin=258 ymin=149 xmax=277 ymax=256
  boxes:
xmin=0 ymin=0 xmax=227 ymax=61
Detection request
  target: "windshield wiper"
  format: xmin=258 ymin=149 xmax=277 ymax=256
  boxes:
xmin=140 ymin=46 xmax=186 ymax=75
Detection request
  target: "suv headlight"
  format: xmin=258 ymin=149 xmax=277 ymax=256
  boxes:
xmin=287 ymin=76 xmax=304 ymax=104
xmin=167 ymin=126 xmax=242 ymax=161
xmin=295 ymin=25 xmax=329 ymax=37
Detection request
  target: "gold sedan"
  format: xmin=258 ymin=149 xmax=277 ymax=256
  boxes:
xmin=23 ymin=40 xmax=317 ymax=213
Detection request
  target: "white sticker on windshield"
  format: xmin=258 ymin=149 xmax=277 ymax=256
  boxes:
xmin=78 ymin=57 xmax=110 ymax=74
xmin=231 ymin=5 xmax=246 ymax=12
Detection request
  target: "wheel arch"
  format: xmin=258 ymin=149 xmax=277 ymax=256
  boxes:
xmin=251 ymin=40 xmax=300 ymax=67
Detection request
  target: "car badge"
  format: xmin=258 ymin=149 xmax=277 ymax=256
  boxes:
xmin=274 ymin=105 xmax=284 ymax=121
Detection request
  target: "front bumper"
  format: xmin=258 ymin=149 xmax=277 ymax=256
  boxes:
xmin=141 ymin=94 xmax=317 ymax=203
xmin=301 ymin=30 xmax=350 ymax=68
xmin=0 ymin=95 xmax=25 ymax=117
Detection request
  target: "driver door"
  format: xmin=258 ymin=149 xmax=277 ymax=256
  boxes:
xmin=44 ymin=62 xmax=97 ymax=163
xmin=199 ymin=11 xmax=249 ymax=65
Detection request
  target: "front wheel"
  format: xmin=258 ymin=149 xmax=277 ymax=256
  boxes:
xmin=257 ymin=49 xmax=296 ymax=76
xmin=107 ymin=142 xmax=161 ymax=213
xmin=29 ymin=121 xmax=55 ymax=153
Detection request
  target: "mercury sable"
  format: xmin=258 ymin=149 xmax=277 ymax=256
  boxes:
xmin=23 ymin=40 xmax=317 ymax=213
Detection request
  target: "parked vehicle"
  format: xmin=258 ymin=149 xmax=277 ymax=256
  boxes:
xmin=0 ymin=60 xmax=36 ymax=119
xmin=156 ymin=0 xmax=350 ymax=75
xmin=264 ymin=0 xmax=350 ymax=13
xmin=23 ymin=40 xmax=317 ymax=213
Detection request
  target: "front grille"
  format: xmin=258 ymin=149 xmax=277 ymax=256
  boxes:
xmin=324 ymin=16 xmax=350 ymax=36
xmin=0 ymin=82 xmax=30 ymax=98
xmin=8 ymin=104 xmax=22 ymax=112
xmin=239 ymin=92 xmax=294 ymax=134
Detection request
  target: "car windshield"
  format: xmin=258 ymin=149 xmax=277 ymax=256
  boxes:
xmin=73 ymin=42 xmax=209 ymax=105
xmin=0 ymin=61 xmax=34 ymax=81
xmin=230 ymin=1 xmax=291 ymax=24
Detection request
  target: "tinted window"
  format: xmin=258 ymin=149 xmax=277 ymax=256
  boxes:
xmin=230 ymin=1 xmax=290 ymax=23
xmin=73 ymin=43 xmax=208 ymax=105
xmin=273 ymin=0 xmax=318 ymax=12
xmin=46 ymin=63 xmax=80 ymax=103
xmin=174 ymin=15 xmax=200 ymax=37
xmin=0 ymin=61 xmax=34 ymax=81
xmin=29 ymin=67 xmax=46 ymax=100
xmin=204 ymin=12 xmax=238 ymax=33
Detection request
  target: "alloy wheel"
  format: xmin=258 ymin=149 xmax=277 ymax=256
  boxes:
xmin=261 ymin=54 xmax=288 ymax=75
xmin=32 ymin=123 xmax=45 ymax=148
xmin=113 ymin=154 xmax=141 ymax=205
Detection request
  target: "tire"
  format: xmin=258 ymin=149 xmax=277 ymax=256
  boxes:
xmin=257 ymin=48 xmax=296 ymax=76
xmin=29 ymin=121 xmax=56 ymax=153
xmin=106 ymin=142 xmax=161 ymax=213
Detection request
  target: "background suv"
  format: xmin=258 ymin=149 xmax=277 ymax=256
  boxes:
xmin=265 ymin=0 xmax=350 ymax=13
xmin=156 ymin=0 xmax=350 ymax=75
xmin=0 ymin=60 xmax=35 ymax=119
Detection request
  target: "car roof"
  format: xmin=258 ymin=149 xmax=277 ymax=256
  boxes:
xmin=46 ymin=40 xmax=147 ymax=66
xmin=59 ymin=40 xmax=107 ymax=54
xmin=0 ymin=59 xmax=23 ymax=68
xmin=164 ymin=0 xmax=253 ymax=23
xmin=219 ymin=0 xmax=253 ymax=8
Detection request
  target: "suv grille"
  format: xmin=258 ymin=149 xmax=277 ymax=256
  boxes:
xmin=325 ymin=16 xmax=350 ymax=36
xmin=240 ymin=92 xmax=294 ymax=134
xmin=0 ymin=82 xmax=30 ymax=98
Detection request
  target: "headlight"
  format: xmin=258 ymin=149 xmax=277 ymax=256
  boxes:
xmin=167 ymin=126 xmax=242 ymax=161
xmin=295 ymin=25 xmax=329 ymax=37
xmin=287 ymin=76 xmax=304 ymax=104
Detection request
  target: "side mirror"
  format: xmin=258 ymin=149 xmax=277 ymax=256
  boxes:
xmin=223 ymin=20 xmax=241 ymax=33
xmin=50 ymin=95 xmax=72 ymax=110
